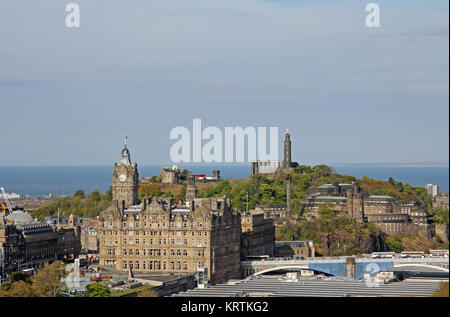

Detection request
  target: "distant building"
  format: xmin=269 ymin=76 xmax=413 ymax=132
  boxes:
xmin=274 ymin=241 xmax=315 ymax=258
xmin=194 ymin=170 xmax=221 ymax=183
xmin=433 ymin=196 xmax=449 ymax=210
xmin=426 ymin=184 xmax=439 ymax=197
xmin=240 ymin=212 xmax=275 ymax=260
xmin=45 ymin=215 xmax=99 ymax=254
xmin=44 ymin=215 xmax=81 ymax=226
xmin=251 ymin=132 xmax=299 ymax=175
xmin=1 ymin=192 xmax=22 ymax=200
xmin=254 ymin=204 xmax=288 ymax=227
xmin=300 ymin=182 xmax=430 ymax=238
xmin=79 ymin=218 xmax=100 ymax=253
xmin=0 ymin=242 xmax=6 ymax=278
xmin=161 ymin=166 xmax=182 ymax=184
xmin=0 ymin=210 xmax=81 ymax=274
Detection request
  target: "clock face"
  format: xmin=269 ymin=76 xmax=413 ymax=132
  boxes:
xmin=119 ymin=174 xmax=127 ymax=182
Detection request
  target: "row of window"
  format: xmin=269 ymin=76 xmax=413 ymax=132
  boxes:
xmin=104 ymin=221 xmax=207 ymax=229
xmin=120 ymin=249 xmax=205 ymax=257
xmin=103 ymin=238 xmax=209 ymax=247
xmin=105 ymin=248 xmax=208 ymax=258
xmin=121 ymin=261 xmax=206 ymax=271
xmin=102 ymin=230 xmax=208 ymax=237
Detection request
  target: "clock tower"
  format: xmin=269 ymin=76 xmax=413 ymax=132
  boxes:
xmin=112 ymin=138 xmax=139 ymax=209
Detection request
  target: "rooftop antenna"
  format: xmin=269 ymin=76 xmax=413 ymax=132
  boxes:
xmin=125 ymin=136 xmax=130 ymax=147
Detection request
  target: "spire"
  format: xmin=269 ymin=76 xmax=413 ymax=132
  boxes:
xmin=120 ymin=137 xmax=131 ymax=166
xmin=285 ymin=131 xmax=291 ymax=140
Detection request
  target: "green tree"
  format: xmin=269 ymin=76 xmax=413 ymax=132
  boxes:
xmin=432 ymin=209 xmax=449 ymax=224
xmin=216 ymin=180 xmax=232 ymax=196
xmin=260 ymin=184 xmax=275 ymax=203
xmin=7 ymin=272 xmax=33 ymax=284
xmin=89 ymin=190 xmax=102 ymax=203
xmin=85 ymin=282 xmax=111 ymax=297
xmin=105 ymin=187 xmax=113 ymax=201
xmin=385 ymin=237 xmax=403 ymax=253
xmin=312 ymin=165 xmax=332 ymax=177
xmin=74 ymin=189 xmax=85 ymax=198
xmin=317 ymin=203 xmax=334 ymax=220
xmin=150 ymin=175 xmax=162 ymax=183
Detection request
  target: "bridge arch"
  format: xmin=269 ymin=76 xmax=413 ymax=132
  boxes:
xmin=244 ymin=259 xmax=449 ymax=279
xmin=393 ymin=263 xmax=449 ymax=272
xmin=252 ymin=265 xmax=309 ymax=276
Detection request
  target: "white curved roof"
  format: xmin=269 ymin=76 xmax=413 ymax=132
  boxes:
xmin=6 ymin=209 xmax=34 ymax=225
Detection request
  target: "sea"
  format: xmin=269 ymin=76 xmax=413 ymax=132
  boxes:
xmin=0 ymin=164 xmax=448 ymax=197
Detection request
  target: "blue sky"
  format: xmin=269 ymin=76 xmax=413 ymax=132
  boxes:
xmin=0 ymin=0 xmax=448 ymax=166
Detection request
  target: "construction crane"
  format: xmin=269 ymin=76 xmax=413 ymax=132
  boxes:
xmin=1 ymin=203 xmax=7 ymax=215
xmin=0 ymin=187 xmax=13 ymax=216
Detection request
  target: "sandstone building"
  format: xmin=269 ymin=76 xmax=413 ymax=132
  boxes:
xmin=274 ymin=240 xmax=315 ymax=258
xmin=254 ymin=204 xmax=288 ymax=227
xmin=160 ymin=166 xmax=183 ymax=184
xmin=240 ymin=212 xmax=275 ymax=260
xmin=99 ymin=144 xmax=243 ymax=284
xmin=0 ymin=210 xmax=81 ymax=274
xmin=300 ymin=182 xmax=430 ymax=238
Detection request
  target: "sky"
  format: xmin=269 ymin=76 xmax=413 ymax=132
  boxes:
xmin=0 ymin=0 xmax=448 ymax=166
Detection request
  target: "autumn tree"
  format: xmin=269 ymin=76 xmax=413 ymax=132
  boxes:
xmin=7 ymin=280 xmax=35 ymax=297
xmin=32 ymin=262 xmax=64 ymax=297
xmin=139 ymin=183 xmax=162 ymax=199
xmin=137 ymin=286 xmax=158 ymax=297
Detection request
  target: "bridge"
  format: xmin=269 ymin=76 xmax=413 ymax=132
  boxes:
xmin=241 ymin=257 xmax=449 ymax=280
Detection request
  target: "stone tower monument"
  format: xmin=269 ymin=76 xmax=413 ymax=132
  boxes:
xmin=283 ymin=132 xmax=292 ymax=169
xmin=112 ymin=137 xmax=139 ymax=210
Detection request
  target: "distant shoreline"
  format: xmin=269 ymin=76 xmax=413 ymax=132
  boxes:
xmin=0 ymin=162 xmax=448 ymax=168
xmin=0 ymin=165 xmax=448 ymax=196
